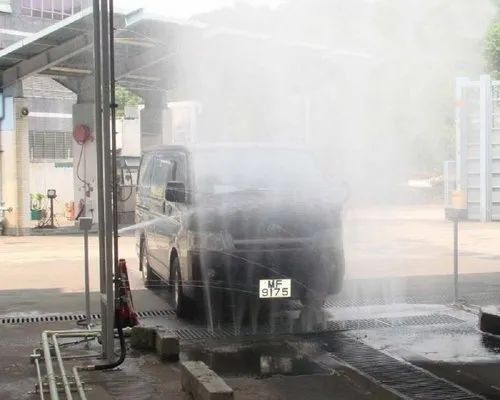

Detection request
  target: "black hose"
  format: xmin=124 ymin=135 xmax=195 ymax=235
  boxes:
xmin=93 ymin=308 xmax=126 ymax=370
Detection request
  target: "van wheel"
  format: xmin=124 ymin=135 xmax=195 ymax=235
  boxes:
xmin=300 ymin=262 xmax=329 ymax=309
xmin=141 ymin=240 xmax=156 ymax=289
xmin=330 ymin=250 xmax=345 ymax=295
xmin=171 ymin=258 xmax=193 ymax=318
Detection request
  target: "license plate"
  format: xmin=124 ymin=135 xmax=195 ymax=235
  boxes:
xmin=259 ymin=279 xmax=291 ymax=298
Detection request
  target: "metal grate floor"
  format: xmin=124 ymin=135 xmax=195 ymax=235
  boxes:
xmin=0 ymin=309 xmax=175 ymax=325
xmin=157 ymin=313 xmax=466 ymax=342
xmin=321 ymin=333 xmax=484 ymax=400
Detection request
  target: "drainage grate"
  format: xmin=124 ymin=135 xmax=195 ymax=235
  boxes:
xmin=136 ymin=309 xmax=176 ymax=318
xmin=0 ymin=309 xmax=175 ymax=325
xmin=327 ymin=318 xmax=389 ymax=331
xmin=0 ymin=313 xmax=98 ymax=325
xmin=321 ymin=333 xmax=483 ymax=400
xmin=159 ymin=313 xmax=465 ymax=342
xmin=379 ymin=313 xmax=464 ymax=327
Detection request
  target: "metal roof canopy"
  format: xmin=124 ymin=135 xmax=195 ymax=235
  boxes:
xmin=0 ymin=7 xmax=375 ymax=97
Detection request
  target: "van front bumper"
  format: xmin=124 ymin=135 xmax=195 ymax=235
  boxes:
xmin=187 ymin=247 xmax=338 ymax=299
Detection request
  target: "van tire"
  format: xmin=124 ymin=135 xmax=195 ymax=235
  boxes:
xmin=330 ymin=250 xmax=345 ymax=295
xmin=171 ymin=257 xmax=192 ymax=318
xmin=141 ymin=240 xmax=156 ymax=289
xmin=300 ymin=260 xmax=330 ymax=309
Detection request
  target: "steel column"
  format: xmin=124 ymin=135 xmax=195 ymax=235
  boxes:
xmin=479 ymin=74 xmax=492 ymax=222
xmin=455 ymin=77 xmax=470 ymax=195
xmin=99 ymin=0 xmax=115 ymax=362
xmin=93 ymin=0 xmax=114 ymax=361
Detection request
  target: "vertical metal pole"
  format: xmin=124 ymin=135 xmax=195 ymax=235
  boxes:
xmin=109 ymin=0 xmax=120 ymax=298
xmin=453 ymin=219 xmax=459 ymax=303
xmin=455 ymin=78 xmax=469 ymax=195
xmin=479 ymin=74 xmax=492 ymax=222
xmin=100 ymin=0 xmax=115 ymax=362
xmin=50 ymin=197 xmax=54 ymax=227
xmin=92 ymin=0 xmax=109 ymax=359
xmin=84 ymin=228 xmax=90 ymax=327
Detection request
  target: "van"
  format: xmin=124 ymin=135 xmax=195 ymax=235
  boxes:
xmin=135 ymin=144 xmax=346 ymax=317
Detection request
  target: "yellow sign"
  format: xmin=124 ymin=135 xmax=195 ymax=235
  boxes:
xmin=451 ymin=191 xmax=467 ymax=209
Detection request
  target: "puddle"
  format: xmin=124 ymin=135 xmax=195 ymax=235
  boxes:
xmin=183 ymin=341 xmax=326 ymax=377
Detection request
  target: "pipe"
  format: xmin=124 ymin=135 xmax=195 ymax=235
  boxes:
xmin=100 ymin=0 xmax=116 ymax=362
xmin=39 ymin=330 xmax=100 ymax=399
xmin=93 ymin=0 xmax=111 ymax=361
xmin=109 ymin=0 xmax=120 ymax=315
xmin=41 ymin=331 xmax=59 ymax=400
xmin=72 ymin=366 xmax=87 ymax=400
xmin=42 ymin=330 xmax=101 ymax=336
xmin=33 ymin=356 xmax=45 ymax=400
xmin=52 ymin=334 xmax=73 ymax=400
xmin=94 ymin=310 xmax=126 ymax=370
xmin=0 ymin=92 xmax=6 ymax=216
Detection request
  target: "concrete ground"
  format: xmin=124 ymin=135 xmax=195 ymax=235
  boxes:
xmin=2 ymin=204 xmax=500 ymax=399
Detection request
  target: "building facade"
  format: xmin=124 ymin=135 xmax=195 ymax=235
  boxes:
xmin=0 ymin=0 xmax=86 ymax=233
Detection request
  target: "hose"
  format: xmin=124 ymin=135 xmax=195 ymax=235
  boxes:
xmin=93 ymin=308 xmax=126 ymax=370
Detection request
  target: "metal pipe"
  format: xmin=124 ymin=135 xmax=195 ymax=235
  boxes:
xmin=33 ymin=357 xmax=45 ymax=400
xmin=100 ymin=0 xmax=116 ymax=362
xmin=453 ymin=220 xmax=459 ymax=303
xmin=40 ymin=330 xmax=100 ymax=399
xmin=52 ymin=334 xmax=73 ymax=400
xmin=0 ymin=91 xmax=4 ymax=205
xmin=109 ymin=0 xmax=120 ymax=312
xmin=93 ymin=0 xmax=111 ymax=360
xmin=42 ymin=330 xmax=101 ymax=336
xmin=41 ymin=331 xmax=59 ymax=400
xmin=62 ymin=353 xmax=102 ymax=360
xmin=72 ymin=366 xmax=88 ymax=400
xmin=84 ymin=227 xmax=91 ymax=328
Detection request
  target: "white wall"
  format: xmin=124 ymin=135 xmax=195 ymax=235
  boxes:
xmin=29 ymin=162 xmax=74 ymax=215
xmin=116 ymin=118 xmax=141 ymax=156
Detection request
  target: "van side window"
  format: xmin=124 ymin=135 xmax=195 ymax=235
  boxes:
xmin=151 ymin=155 xmax=174 ymax=199
xmin=173 ymin=154 xmax=187 ymax=183
xmin=137 ymin=153 xmax=154 ymax=195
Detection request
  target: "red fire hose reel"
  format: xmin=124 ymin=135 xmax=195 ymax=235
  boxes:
xmin=73 ymin=124 xmax=93 ymax=145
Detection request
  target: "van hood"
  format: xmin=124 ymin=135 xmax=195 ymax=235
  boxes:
xmin=188 ymin=191 xmax=342 ymax=239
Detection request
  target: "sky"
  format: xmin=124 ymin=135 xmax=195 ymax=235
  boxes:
xmin=114 ymin=0 xmax=284 ymax=20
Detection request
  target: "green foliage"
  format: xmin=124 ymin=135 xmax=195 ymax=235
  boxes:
xmin=485 ymin=23 xmax=500 ymax=78
xmin=114 ymin=85 xmax=142 ymax=117
xmin=30 ymin=193 xmax=45 ymax=210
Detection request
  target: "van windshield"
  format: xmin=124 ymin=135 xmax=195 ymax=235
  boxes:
xmin=192 ymin=147 xmax=326 ymax=196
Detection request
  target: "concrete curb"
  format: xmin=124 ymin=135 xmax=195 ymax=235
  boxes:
xmin=156 ymin=331 xmax=180 ymax=361
xmin=181 ymin=361 xmax=234 ymax=400
xmin=130 ymin=326 xmax=180 ymax=361
xmin=130 ymin=326 xmax=157 ymax=350
xmin=479 ymin=306 xmax=500 ymax=335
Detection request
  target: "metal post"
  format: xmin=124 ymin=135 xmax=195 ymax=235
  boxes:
xmin=109 ymin=0 xmax=120 ymax=309
xmin=49 ymin=197 xmax=54 ymax=228
xmin=79 ymin=217 xmax=92 ymax=328
xmin=479 ymin=74 xmax=492 ymax=222
xmin=453 ymin=219 xmax=459 ymax=303
xmin=92 ymin=0 xmax=110 ymax=360
xmin=455 ymin=78 xmax=470 ymax=195
xmin=99 ymin=0 xmax=115 ymax=362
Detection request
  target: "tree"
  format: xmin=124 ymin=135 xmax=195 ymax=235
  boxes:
xmin=114 ymin=85 xmax=142 ymax=117
xmin=485 ymin=23 xmax=500 ymax=78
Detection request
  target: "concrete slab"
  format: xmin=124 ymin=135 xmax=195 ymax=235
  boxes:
xmin=155 ymin=331 xmax=179 ymax=361
xmin=181 ymin=361 xmax=233 ymax=400
xmin=130 ymin=326 xmax=156 ymax=350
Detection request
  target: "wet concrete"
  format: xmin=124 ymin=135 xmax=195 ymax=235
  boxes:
xmin=3 ymin=222 xmax=500 ymax=399
xmin=183 ymin=341 xmax=326 ymax=378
